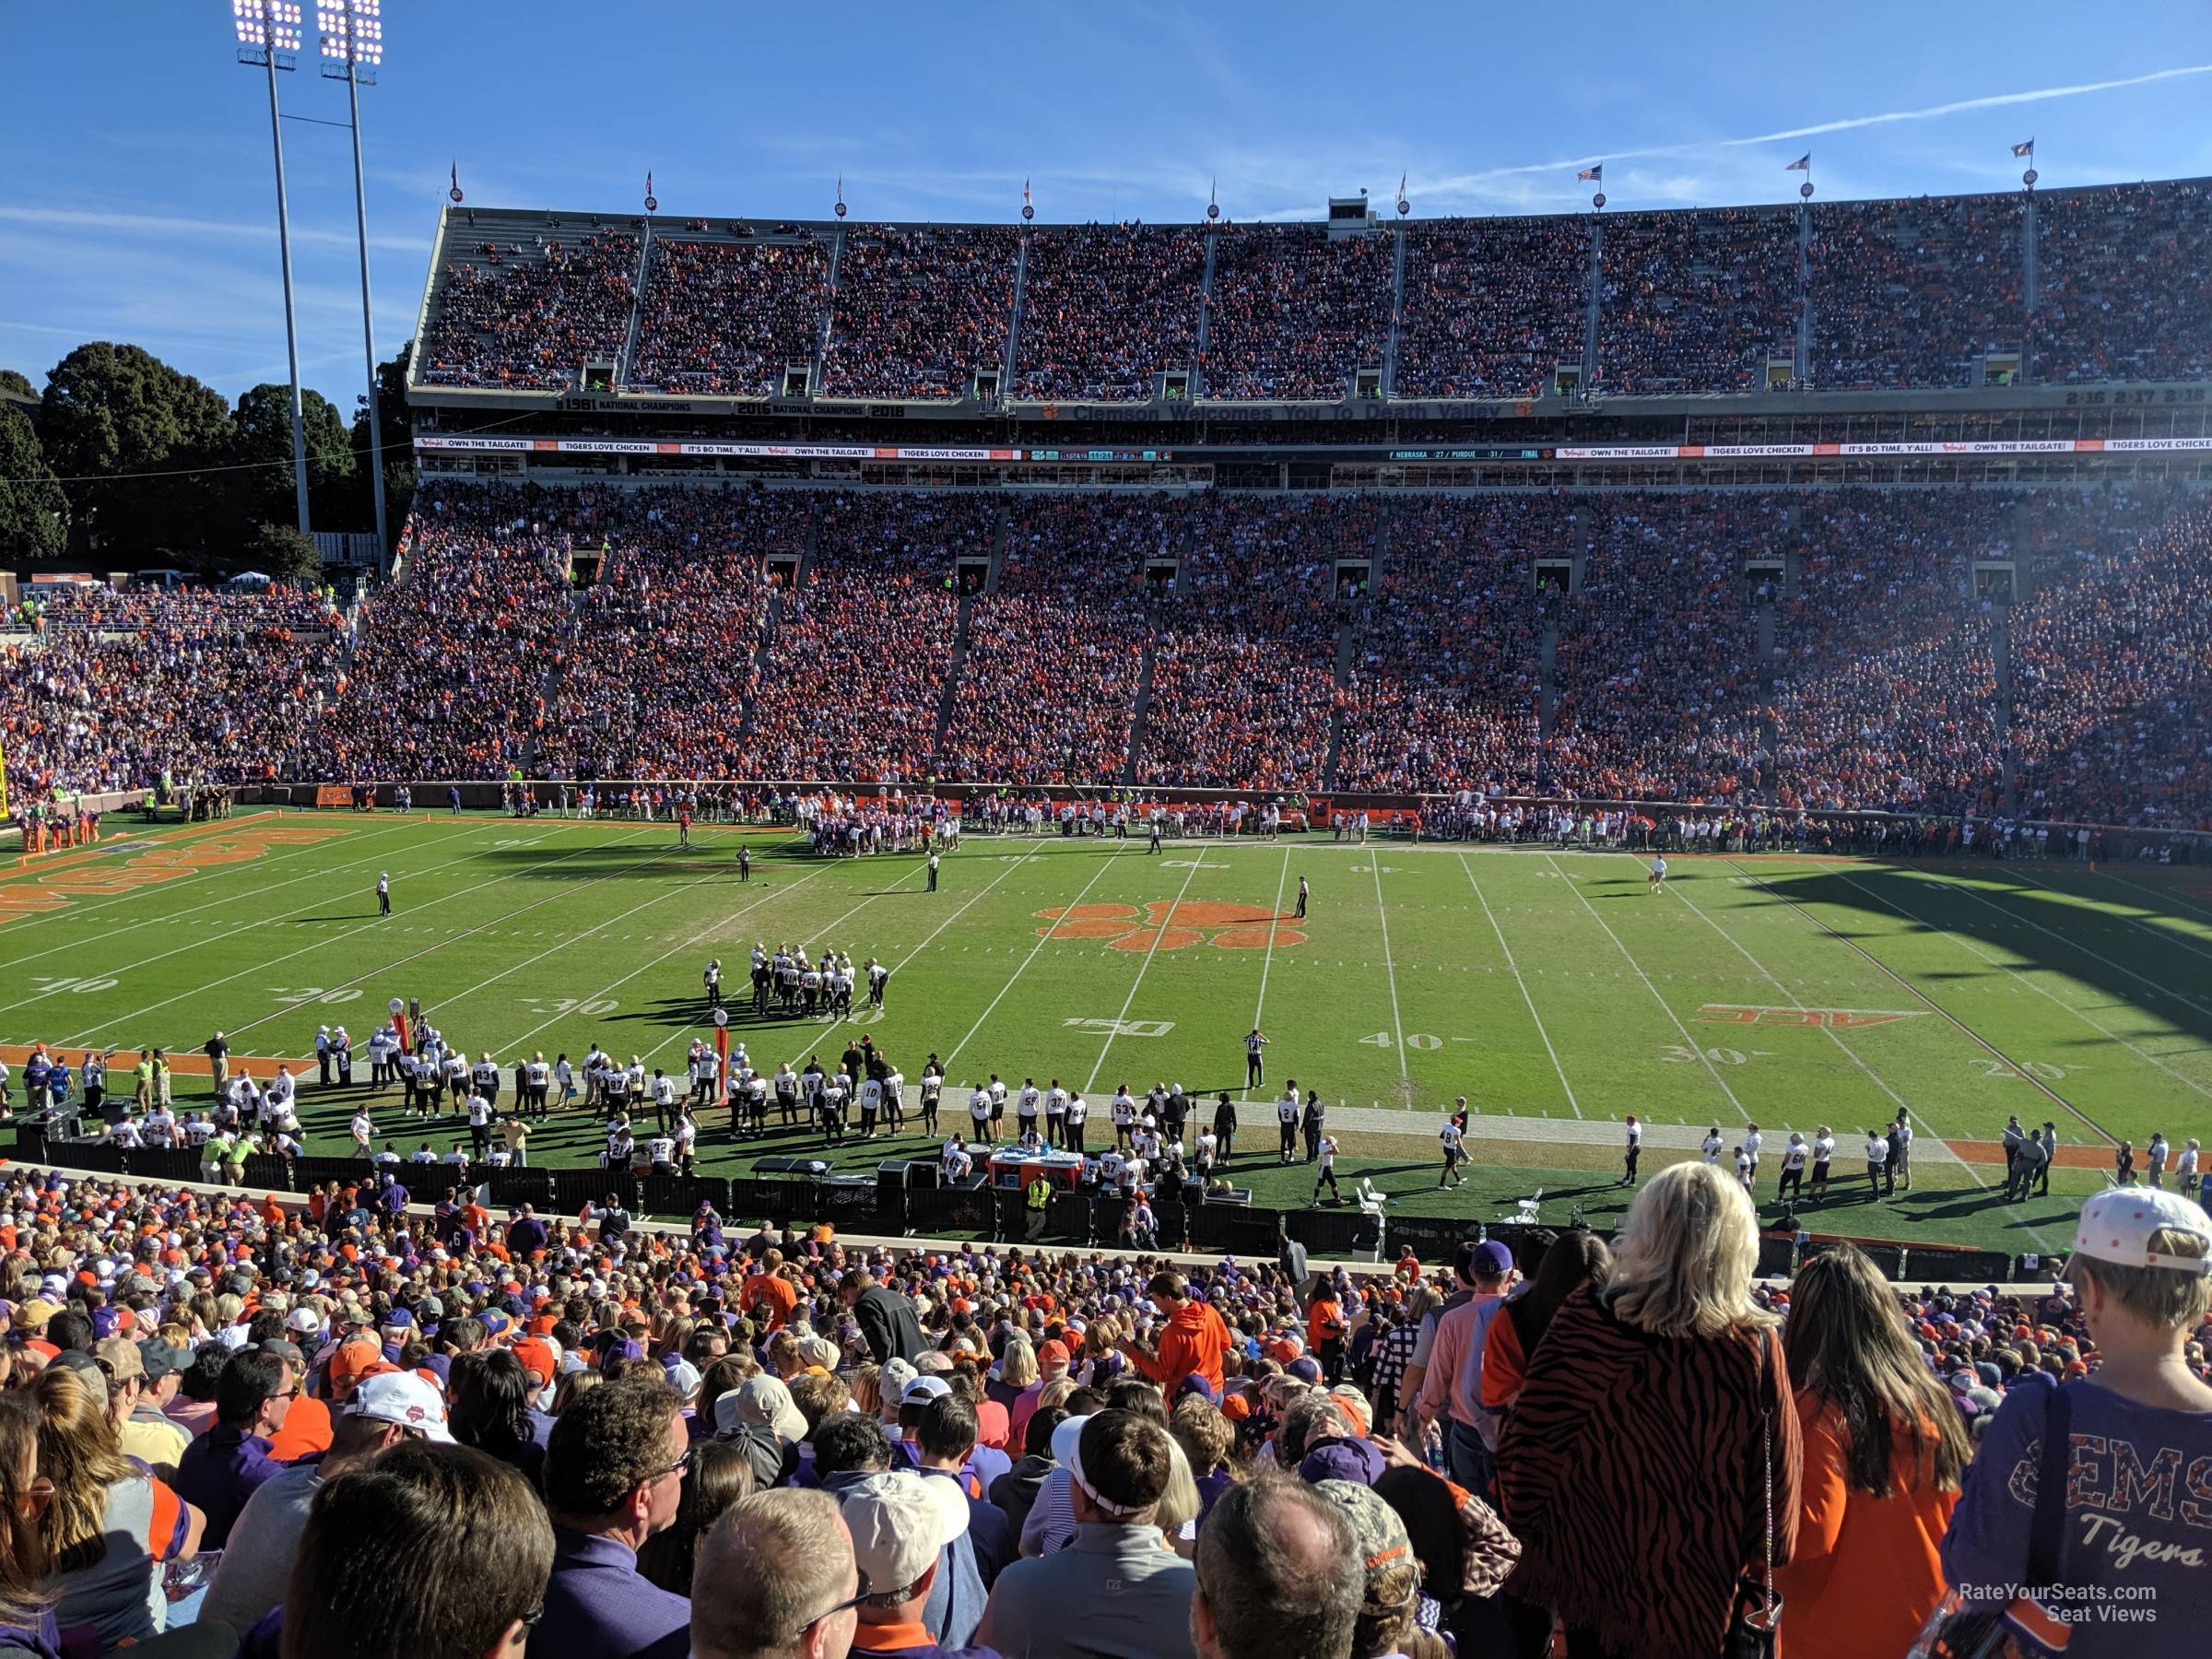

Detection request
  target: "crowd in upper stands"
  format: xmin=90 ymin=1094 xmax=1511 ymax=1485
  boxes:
xmin=408 ymin=181 xmax=2212 ymax=399
xmin=417 ymin=227 xmax=641 ymax=390
xmin=819 ymin=228 xmax=1019 ymax=401
xmin=7 ymin=480 xmax=2211 ymax=829
xmin=628 ymin=236 xmax=830 ymax=397
xmin=1012 ymin=226 xmax=1206 ymax=402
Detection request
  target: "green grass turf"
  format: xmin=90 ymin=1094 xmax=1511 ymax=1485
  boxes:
xmin=6 ymin=808 xmax=2210 ymax=1257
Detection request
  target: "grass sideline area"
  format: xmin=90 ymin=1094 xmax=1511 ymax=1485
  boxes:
xmin=5 ymin=807 xmax=2208 ymax=1257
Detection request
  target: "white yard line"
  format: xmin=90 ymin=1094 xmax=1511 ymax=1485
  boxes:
xmin=508 ymin=861 xmax=846 ymax=1064
xmin=1822 ymin=863 xmax=2212 ymax=1106
xmin=363 ymin=829 xmax=731 ymax=1041
xmin=1641 ymin=857 xmax=1957 ymax=1159
xmin=1370 ymin=855 xmax=1407 ymax=1079
xmin=2099 ymin=866 xmax=2212 ymax=927
xmin=53 ymin=824 xmax=589 ymax=1044
xmin=941 ymin=850 xmax=1126 ymax=1077
xmin=1935 ymin=870 xmax=2212 ymax=1023
xmin=0 ymin=819 xmax=466 ymax=991
xmin=2006 ymin=866 xmax=2212 ymax=969
xmin=0 ymin=818 xmax=422 ymax=957
xmin=1085 ymin=855 xmax=1204 ymax=1095
xmin=1461 ymin=853 xmax=1580 ymax=1118
xmin=1546 ymin=853 xmax=1749 ymax=1121
xmin=1243 ymin=850 xmax=1292 ymax=1100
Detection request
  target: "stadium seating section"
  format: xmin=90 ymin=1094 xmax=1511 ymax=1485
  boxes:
xmin=412 ymin=181 xmax=2210 ymax=398
xmin=9 ymin=485 xmax=2208 ymax=830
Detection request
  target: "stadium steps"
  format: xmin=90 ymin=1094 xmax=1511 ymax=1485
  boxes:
xmin=617 ymin=223 xmax=653 ymax=387
xmin=1003 ymin=233 xmax=1030 ymax=391
xmin=1382 ymin=225 xmax=1407 ymax=397
xmin=1538 ymin=627 xmax=1559 ymax=738
xmin=812 ymin=229 xmax=846 ymax=393
xmin=984 ymin=502 xmax=1010 ymax=595
xmin=1582 ymin=218 xmax=1603 ymax=382
xmin=1194 ymin=230 xmax=1219 ymax=398
xmin=1991 ymin=617 xmax=2018 ymax=812
xmin=932 ymin=594 xmax=975 ymax=769
xmin=1122 ymin=639 xmax=1159 ymax=786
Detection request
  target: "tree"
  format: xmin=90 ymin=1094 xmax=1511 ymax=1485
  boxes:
xmin=0 ymin=405 xmax=68 ymax=561
xmin=229 ymin=382 xmax=358 ymax=532
xmin=351 ymin=339 xmax=416 ymax=551
xmin=0 ymin=370 xmax=36 ymax=403
xmin=39 ymin=342 xmax=234 ymax=556
xmin=242 ymin=521 xmax=325 ymax=586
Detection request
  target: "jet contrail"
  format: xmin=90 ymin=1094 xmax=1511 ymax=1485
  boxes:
xmin=1418 ymin=63 xmax=2212 ymax=194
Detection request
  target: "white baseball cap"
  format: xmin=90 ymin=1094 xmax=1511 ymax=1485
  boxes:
xmin=900 ymin=1374 xmax=951 ymax=1408
xmin=347 ymin=1371 xmax=455 ymax=1442
xmin=839 ymin=1472 xmax=969 ymax=1596
xmin=2070 ymin=1188 xmax=2212 ymax=1276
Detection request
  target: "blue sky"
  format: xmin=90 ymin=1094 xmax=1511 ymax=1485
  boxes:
xmin=4 ymin=2 xmax=2210 ymax=406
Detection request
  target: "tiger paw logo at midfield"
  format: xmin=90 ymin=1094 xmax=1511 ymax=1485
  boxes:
xmin=1035 ymin=900 xmax=1305 ymax=952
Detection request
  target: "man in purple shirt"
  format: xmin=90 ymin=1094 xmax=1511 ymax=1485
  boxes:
xmin=508 ymin=1203 xmax=550 ymax=1258
xmin=533 ymin=1373 xmax=691 ymax=1659
xmin=173 ymin=1347 xmax=293 ymax=1547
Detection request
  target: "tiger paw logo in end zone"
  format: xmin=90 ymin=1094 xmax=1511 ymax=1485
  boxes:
xmin=1698 ymin=1005 xmax=1924 ymax=1029
xmin=1035 ymin=900 xmax=1305 ymax=952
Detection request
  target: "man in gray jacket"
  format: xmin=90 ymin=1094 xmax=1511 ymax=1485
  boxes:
xmin=974 ymin=1411 xmax=1195 ymax=1659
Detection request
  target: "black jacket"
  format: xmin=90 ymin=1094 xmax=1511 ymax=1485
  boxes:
xmin=853 ymin=1284 xmax=926 ymax=1365
xmin=989 ymin=1453 xmax=1054 ymax=1538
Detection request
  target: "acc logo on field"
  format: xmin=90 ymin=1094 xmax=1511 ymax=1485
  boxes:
xmin=1036 ymin=900 xmax=1305 ymax=953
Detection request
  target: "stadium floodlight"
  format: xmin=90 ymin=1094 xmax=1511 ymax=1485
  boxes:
xmin=235 ymin=0 xmax=302 ymax=56
xmin=319 ymin=0 xmax=391 ymax=563
xmin=316 ymin=0 xmax=382 ymax=76
xmin=232 ymin=0 xmax=312 ymax=537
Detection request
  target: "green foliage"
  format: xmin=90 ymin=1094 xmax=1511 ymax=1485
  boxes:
xmin=230 ymin=382 xmax=359 ymax=532
xmin=39 ymin=342 xmax=235 ymax=556
xmin=243 ymin=520 xmax=327 ymax=585
xmin=350 ymin=340 xmax=415 ymax=548
xmin=0 ymin=369 xmax=37 ymax=403
xmin=0 ymin=405 xmax=68 ymax=560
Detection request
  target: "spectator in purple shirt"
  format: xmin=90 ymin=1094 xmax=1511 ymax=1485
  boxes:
xmin=508 ymin=1205 xmax=550 ymax=1260
xmin=172 ymin=1348 xmax=292 ymax=1547
xmin=534 ymin=1374 xmax=692 ymax=1659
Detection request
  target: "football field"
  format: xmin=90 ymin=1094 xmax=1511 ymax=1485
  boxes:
xmin=6 ymin=809 xmax=2210 ymax=1256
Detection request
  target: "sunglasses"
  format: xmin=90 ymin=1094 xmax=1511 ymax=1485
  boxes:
xmin=791 ymin=1568 xmax=871 ymax=1637
xmin=15 ymin=1477 xmax=53 ymax=1522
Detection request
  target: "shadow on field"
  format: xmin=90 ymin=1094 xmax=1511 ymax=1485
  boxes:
xmin=1712 ymin=862 xmax=2212 ymax=1107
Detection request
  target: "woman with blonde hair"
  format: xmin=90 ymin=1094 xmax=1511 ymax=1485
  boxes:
xmin=991 ymin=1335 xmax=1039 ymax=1413
xmin=30 ymin=1367 xmax=206 ymax=1652
xmin=1772 ymin=1242 xmax=1966 ymax=1659
xmin=1496 ymin=1160 xmax=1801 ymax=1659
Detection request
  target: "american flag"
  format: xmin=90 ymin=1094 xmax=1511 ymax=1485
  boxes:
xmin=1578 ymin=164 xmax=1603 ymax=182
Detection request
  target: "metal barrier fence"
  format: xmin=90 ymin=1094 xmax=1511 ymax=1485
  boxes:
xmin=14 ymin=1124 xmax=2028 ymax=1279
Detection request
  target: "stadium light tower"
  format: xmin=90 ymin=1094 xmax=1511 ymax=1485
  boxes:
xmin=233 ymin=0 xmax=313 ymax=536
xmin=318 ymin=0 xmax=389 ymax=560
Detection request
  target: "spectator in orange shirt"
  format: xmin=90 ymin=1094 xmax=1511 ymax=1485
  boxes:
xmin=1773 ymin=1243 xmax=1966 ymax=1659
xmin=740 ymin=1251 xmax=799 ymax=1332
xmin=1117 ymin=1272 xmax=1236 ymax=1395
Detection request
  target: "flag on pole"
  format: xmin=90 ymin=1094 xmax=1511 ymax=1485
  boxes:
xmin=1022 ymin=177 xmax=1031 ymax=207
xmin=1397 ymin=171 xmax=1407 ymax=199
xmin=1209 ymin=175 xmax=1218 ymax=209
xmin=835 ymin=174 xmax=843 ymax=204
xmin=2011 ymin=138 xmax=2035 ymax=158
xmin=1784 ymin=154 xmax=1810 ymax=171
xmin=450 ymin=162 xmax=459 ymax=194
xmin=1577 ymin=164 xmax=1603 ymax=182
xmin=645 ymin=171 xmax=654 ymax=196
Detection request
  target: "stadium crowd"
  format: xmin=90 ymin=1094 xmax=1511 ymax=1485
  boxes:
xmin=417 ymin=228 xmax=641 ymax=391
xmin=745 ymin=493 xmax=985 ymax=782
xmin=0 ymin=1149 xmax=2192 ymax=1657
xmin=1200 ymin=227 xmax=1393 ymax=401
xmin=628 ymin=237 xmax=830 ymax=397
xmin=1593 ymin=207 xmax=1799 ymax=394
xmin=820 ymin=228 xmax=1020 ymax=401
xmin=1393 ymin=217 xmax=1593 ymax=400
xmin=1011 ymin=227 xmax=1206 ymax=403
xmin=2029 ymin=181 xmax=2212 ymax=383
xmin=10 ymin=481 xmax=2212 ymax=831
xmin=937 ymin=496 xmax=1163 ymax=785
xmin=1138 ymin=496 xmax=1357 ymax=793
xmin=1808 ymin=195 xmax=2024 ymax=390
